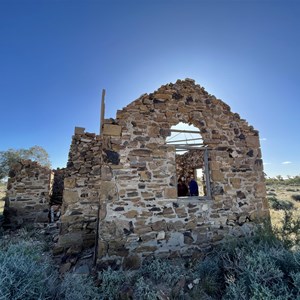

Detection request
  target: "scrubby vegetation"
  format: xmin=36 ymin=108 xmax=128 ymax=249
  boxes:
xmin=95 ymin=216 xmax=300 ymax=300
xmin=58 ymin=273 xmax=100 ymax=300
xmin=268 ymin=196 xmax=294 ymax=210
xmin=0 ymin=230 xmax=58 ymax=299
xmin=266 ymin=175 xmax=300 ymax=186
xmin=292 ymin=194 xmax=300 ymax=201
xmin=0 ymin=230 xmax=100 ymax=300
xmin=1 ymin=178 xmax=300 ymax=299
xmin=2 ymin=216 xmax=300 ymax=300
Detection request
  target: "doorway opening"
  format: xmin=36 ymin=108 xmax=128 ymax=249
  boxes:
xmin=166 ymin=123 xmax=211 ymax=200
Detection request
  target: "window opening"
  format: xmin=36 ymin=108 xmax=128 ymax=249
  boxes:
xmin=166 ymin=123 xmax=211 ymax=200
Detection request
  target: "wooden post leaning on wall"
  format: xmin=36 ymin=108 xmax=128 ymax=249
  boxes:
xmin=95 ymin=88 xmax=105 ymax=265
xmin=100 ymin=89 xmax=106 ymax=136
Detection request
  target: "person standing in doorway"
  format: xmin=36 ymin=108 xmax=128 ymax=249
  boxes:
xmin=187 ymin=175 xmax=199 ymax=196
xmin=177 ymin=178 xmax=188 ymax=197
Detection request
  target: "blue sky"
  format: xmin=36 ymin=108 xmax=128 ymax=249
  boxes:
xmin=0 ymin=0 xmax=299 ymax=178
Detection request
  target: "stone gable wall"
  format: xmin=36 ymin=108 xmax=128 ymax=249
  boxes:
xmin=58 ymin=79 xmax=269 ymax=267
xmin=96 ymin=79 xmax=269 ymax=265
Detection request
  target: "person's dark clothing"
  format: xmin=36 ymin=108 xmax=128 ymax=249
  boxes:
xmin=178 ymin=182 xmax=188 ymax=197
xmin=189 ymin=179 xmax=199 ymax=196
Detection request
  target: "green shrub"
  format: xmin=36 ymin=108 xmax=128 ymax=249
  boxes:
xmin=291 ymin=194 xmax=300 ymax=201
xmin=3 ymin=213 xmax=300 ymax=300
xmin=98 ymin=267 xmax=128 ymax=300
xmin=266 ymin=175 xmax=300 ymax=186
xmin=190 ymin=218 xmax=300 ymax=299
xmin=59 ymin=273 xmax=100 ymax=300
xmin=137 ymin=257 xmax=185 ymax=286
xmin=134 ymin=277 xmax=158 ymax=300
xmin=223 ymin=246 xmax=298 ymax=299
xmin=268 ymin=197 xmax=294 ymax=210
xmin=0 ymin=239 xmax=58 ymax=300
xmin=290 ymin=271 xmax=300 ymax=294
xmin=218 ymin=237 xmax=300 ymax=298
xmin=273 ymin=210 xmax=300 ymax=249
xmin=193 ymin=258 xmax=224 ymax=297
xmin=0 ymin=229 xmax=103 ymax=300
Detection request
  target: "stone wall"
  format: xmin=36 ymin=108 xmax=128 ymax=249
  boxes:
xmin=57 ymin=127 xmax=103 ymax=250
xmin=6 ymin=160 xmax=52 ymax=226
xmin=58 ymin=79 xmax=269 ymax=267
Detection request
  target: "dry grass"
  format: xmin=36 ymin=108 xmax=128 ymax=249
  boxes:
xmin=267 ymin=184 xmax=300 ymax=228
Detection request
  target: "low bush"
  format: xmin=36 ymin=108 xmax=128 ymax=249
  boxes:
xmin=273 ymin=210 xmax=300 ymax=249
xmin=190 ymin=214 xmax=300 ymax=299
xmin=223 ymin=247 xmax=293 ymax=299
xmin=134 ymin=277 xmax=158 ymax=300
xmin=266 ymin=175 xmax=300 ymax=186
xmin=137 ymin=257 xmax=186 ymax=286
xmin=268 ymin=197 xmax=294 ymax=210
xmin=291 ymin=194 xmax=300 ymax=201
xmin=2 ymin=212 xmax=300 ymax=300
xmin=0 ymin=229 xmax=101 ymax=300
xmin=192 ymin=257 xmax=224 ymax=298
xmin=98 ymin=267 xmax=129 ymax=300
xmin=97 ymin=258 xmax=188 ymax=299
xmin=0 ymin=238 xmax=58 ymax=300
xmin=59 ymin=273 xmax=100 ymax=300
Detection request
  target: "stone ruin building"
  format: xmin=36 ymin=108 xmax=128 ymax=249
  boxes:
xmin=5 ymin=79 xmax=269 ymax=267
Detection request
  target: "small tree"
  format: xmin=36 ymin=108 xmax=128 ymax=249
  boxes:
xmin=0 ymin=146 xmax=51 ymax=180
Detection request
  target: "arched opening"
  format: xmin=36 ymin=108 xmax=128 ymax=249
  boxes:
xmin=166 ymin=122 xmax=211 ymax=199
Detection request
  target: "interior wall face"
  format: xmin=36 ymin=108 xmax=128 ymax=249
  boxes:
xmin=176 ymin=150 xmax=205 ymax=180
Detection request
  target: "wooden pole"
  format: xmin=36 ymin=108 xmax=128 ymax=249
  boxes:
xmin=100 ymin=89 xmax=106 ymax=135
xmin=204 ymin=148 xmax=212 ymax=199
xmin=95 ymin=88 xmax=105 ymax=265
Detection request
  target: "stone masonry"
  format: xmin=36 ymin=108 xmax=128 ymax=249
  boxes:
xmin=58 ymin=79 xmax=269 ymax=267
xmin=58 ymin=129 xmax=102 ymax=249
xmin=6 ymin=160 xmax=52 ymax=226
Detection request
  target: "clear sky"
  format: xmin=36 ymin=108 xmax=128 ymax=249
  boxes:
xmin=0 ymin=0 xmax=299 ymax=178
